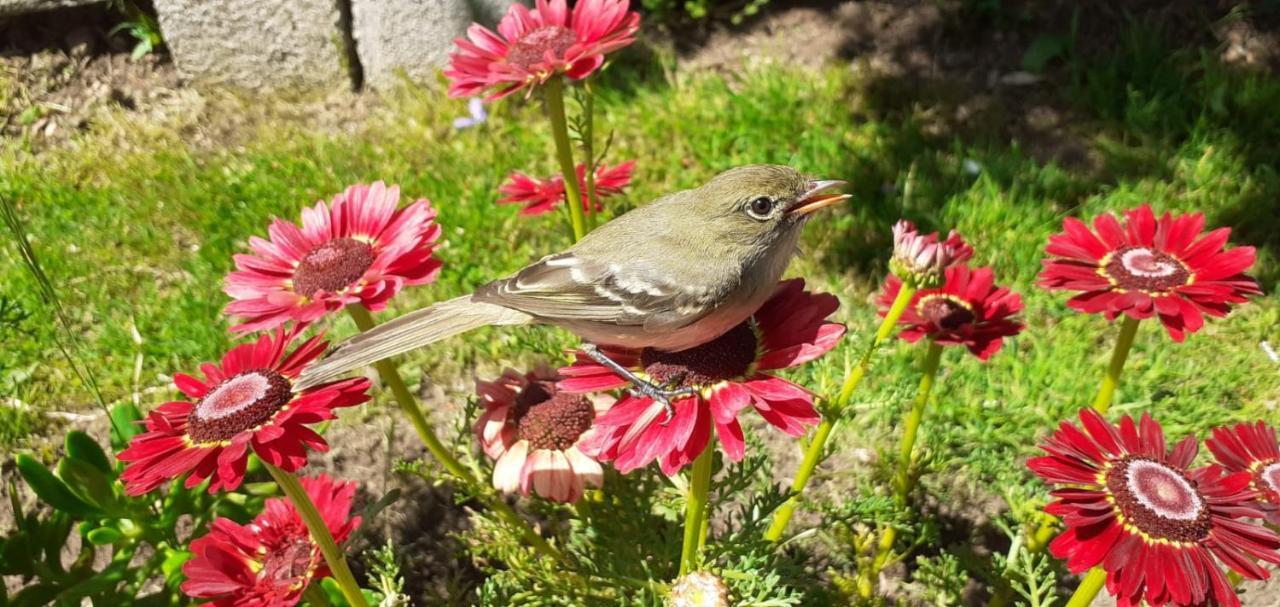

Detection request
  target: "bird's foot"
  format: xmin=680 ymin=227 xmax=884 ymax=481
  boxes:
xmin=580 ymin=343 xmax=694 ymax=425
xmin=626 ymin=382 xmax=696 ymax=425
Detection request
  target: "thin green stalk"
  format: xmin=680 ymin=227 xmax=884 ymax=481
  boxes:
xmin=679 ymin=446 xmax=715 ymax=575
xmin=265 ymin=462 xmax=369 ymax=607
xmin=581 ymin=89 xmax=600 ymax=230
xmin=303 ymin=583 xmax=334 ymax=607
xmin=346 ymin=304 xmax=568 ymax=565
xmin=544 ymin=77 xmax=587 ymax=242
xmin=347 ymin=305 xmax=470 ymax=481
xmin=991 ymin=316 xmax=1142 ymax=607
xmin=1090 ymin=315 xmax=1141 ymax=414
xmin=765 ymin=282 xmax=917 ymax=541
xmin=861 ymin=340 xmax=945 ymax=599
xmin=1064 ymin=568 xmax=1107 ymax=607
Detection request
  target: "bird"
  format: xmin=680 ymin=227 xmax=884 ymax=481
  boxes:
xmin=294 ymin=164 xmax=849 ymax=419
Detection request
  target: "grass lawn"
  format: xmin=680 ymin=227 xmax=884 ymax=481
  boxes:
xmin=3 ymin=12 xmax=1280 ymax=601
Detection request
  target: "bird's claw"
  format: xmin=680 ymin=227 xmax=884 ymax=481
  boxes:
xmin=627 ymin=383 xmax=696 ymax=425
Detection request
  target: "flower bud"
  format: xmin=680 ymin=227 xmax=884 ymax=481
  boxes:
xmin=668 ymin=571 xmax=730 ymax=607
xmin=889 ymin=220 xmax=973 ymax=287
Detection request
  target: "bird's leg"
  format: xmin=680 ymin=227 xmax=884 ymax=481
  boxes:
xmin=580 ymin=344 xmax=694 ymax=425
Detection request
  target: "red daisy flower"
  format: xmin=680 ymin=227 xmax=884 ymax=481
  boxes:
xmin=1208 ymin=421 xmax=1280 ymax=525
xmin=1038 ymin=203 xmax=1260 ymax=342
xmin=445 ymin=0 xmax=641 ymax=100
xmin=118 ymin=328 xmax=370 ymax=496
xmin=1028 ymin=409 xmax=1280 ymax=607
xmin=223 ymin=182 xmax=442 ymax=333
xmin=559 ymin=279 xmax=845 ymax=475
xmin=497 ymin=160 xmax=635 ymax=216
xmin=877 ymin=265 xmax=1024 ymax=360
xmin=890 ymin=220 xmax=973 ymax=286
xmin=473 ymin=366 xmax=610 ymax=503
xmin=181 ymin=474 xmax=361 ymax=606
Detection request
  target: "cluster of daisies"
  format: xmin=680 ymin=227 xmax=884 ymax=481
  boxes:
xmin=101 ymin=0 xmax=1276 ymax=605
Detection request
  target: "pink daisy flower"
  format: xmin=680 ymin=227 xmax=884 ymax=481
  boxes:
xmin=181 ymin=474 xmax=361 ymax=606
xmin=473 ymin=366 xmax=609 ymax=503
xmin=560 ymin=279 xmax=845 ymax=475
xmin=445 ymin=0 xmax=641 ymax=100
xmin=498 ymin=160 xmax=635 ymax=216
xmin=223 ymin=182 xmax=442 ymax=333
xmin=877 ymin=265 xmax=1025 ymax=361
xmin=889 ymin=219 xmax=973 ymax=286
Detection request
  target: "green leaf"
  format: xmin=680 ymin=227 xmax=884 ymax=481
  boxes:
xmin=15 ymin=455 xmax=99 ymax=518
xmin=65 ymin=431 xmax=113 ymax=475
xmin=56 ymin=458 xmax=122 ymax=514
xmin=160 ymin=548 xmax=192 ymax=580
xmin=108 ymin=403 xmax=143 ymax=451
xmin=360 ymin=488 xmax=401 ymax=524
xmin=86 ymin=527 xmax=123 ymax=545
xmin=0 ymin=533 xmax=34 ymax=576
xmin=9 ymin=583 xmax=58 ymax=607
xmin=1021 ymin=35 xmax=1069 ymax=73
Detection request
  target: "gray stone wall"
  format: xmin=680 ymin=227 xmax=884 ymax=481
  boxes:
xmin=351 ymin=0 xmax=472 ymax=90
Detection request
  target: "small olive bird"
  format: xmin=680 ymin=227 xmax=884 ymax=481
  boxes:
xmin=295 ymin=165 xmax=849 ymax=418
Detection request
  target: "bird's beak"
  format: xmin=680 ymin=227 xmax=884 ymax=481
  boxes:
xmin=788 ymin=179 xmax=851 ymax=216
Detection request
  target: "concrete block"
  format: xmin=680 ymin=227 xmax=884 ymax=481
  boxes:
xmin=151 ymin=0 xmax=349 ymax=90
xmin=350 ymin=0 xmax=471 ymax=90
xmin=0 ymin=0 xmax=100 ymax=18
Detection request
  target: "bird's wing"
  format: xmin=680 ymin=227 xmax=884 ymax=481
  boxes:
xmin=473 ymin=252 xmax=719 ymax=329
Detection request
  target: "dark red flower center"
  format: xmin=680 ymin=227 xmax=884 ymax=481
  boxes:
xmin=1105 ymin=457 xmax=1211 ymax=543
xmin=641 ymin=323 xmax=758 ymax=389
xmin=917 ymin=294 xmax=976 ymax=331
xmin=512 ymin=381 xmax=595 ymax=451
xmin=258 ymin=537 xmax=317 ymax=590
xmin=1102 ymin=246 xmax=1191 ymax=293
xmin=187 ymin=370 xmax=293 ymax=444
xmin=508 ymin=26 xmax=578 ymax=70
xmin=292 ymin=237 xmax=375 ymax=297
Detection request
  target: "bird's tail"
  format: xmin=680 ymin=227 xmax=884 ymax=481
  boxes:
xmin=294 ymin=295 xmax=531 ymax=390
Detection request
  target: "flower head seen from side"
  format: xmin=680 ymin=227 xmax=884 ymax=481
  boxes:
xmin=878 ymin=265 xmax=1024 ymax=361
xmin=446 ymin=0 xmax=641 ymax=100
xmin=889 ymin=220 xmax=974 ymax=287
xmin=561 ymin=279 xmax=846 ymax=475
xmin=224 ymin=182 xmax=442 ymax=333
xmin=181 ymin=474 xmax=361 ymax=607
xmin=1038 ymin=203 xmax=1260 ymax=342
xmin=473 ymin=366 xmax=608 ymax=503
xmin=119 ymin=328 xmax=371 ymax=496
xmin=1028 ymin=409 xmax=1280 ymax=607
xmin=498 ymin=160 xmax=635 ymax=216
xmin=1208 ymin=421 xmax=1280 ymax=525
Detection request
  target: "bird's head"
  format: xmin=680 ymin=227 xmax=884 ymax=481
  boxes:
xmin=691 ymin=164 xmax=849 ymax=251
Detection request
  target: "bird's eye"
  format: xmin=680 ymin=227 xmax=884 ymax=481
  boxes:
xmin=746 ymin=196 xmax=775 ymax=219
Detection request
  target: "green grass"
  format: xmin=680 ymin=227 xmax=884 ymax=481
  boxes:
xmin=2 ymin=20 xmax=1278 ymax=506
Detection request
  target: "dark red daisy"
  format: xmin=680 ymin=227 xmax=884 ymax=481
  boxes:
xmin=119 ymin=328 xmax=370 ymax=496
xmin=181 ymin=474 xmax=361 ymax=606
xmin=560 ymin=279 xmax=845 ymax=475
xmin=1038 ymin=204 xmax=1260 ymax=342
xmin=1208 ymin=421 xmax=1280 ymax=525
xmin=877 ymin=265 xmax=1024 ymax=360
xmin=445 ymin=0 xmax=640 ymax=100
xmin=1028 ymin=409 xmax=1280 ymax=607
xmin=223 ymin=182 xmax=442 ymax=333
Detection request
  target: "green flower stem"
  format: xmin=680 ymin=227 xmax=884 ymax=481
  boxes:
xmin=860 ymin=340 xmax=945 ymax=598
xmin=1064 ymin=568 xmax=1107 ymax=607
xmin=765 ymin=282 xmax=917 ymax=542
xmin=544 ymin=77 xmax=587 ymax=242
xmin=346 ymin=305 xmax=568 ymax=566
xmin=303 ymin=583 xmax=334 ymax=607
xmin=264 ymin=462 xmax=369 ymax=607
xmin=1090 ymin=315 xmax=1141 ymax=414
xmin=990 ymin=316 xmax=1143 ymax=607
xmin=347 ymin=305 xmax=470 ymax=481
xmin=581 ymin=88 xmax=600 ymax=230
xmin=679 ymin=445 xmax=715 ymax=576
